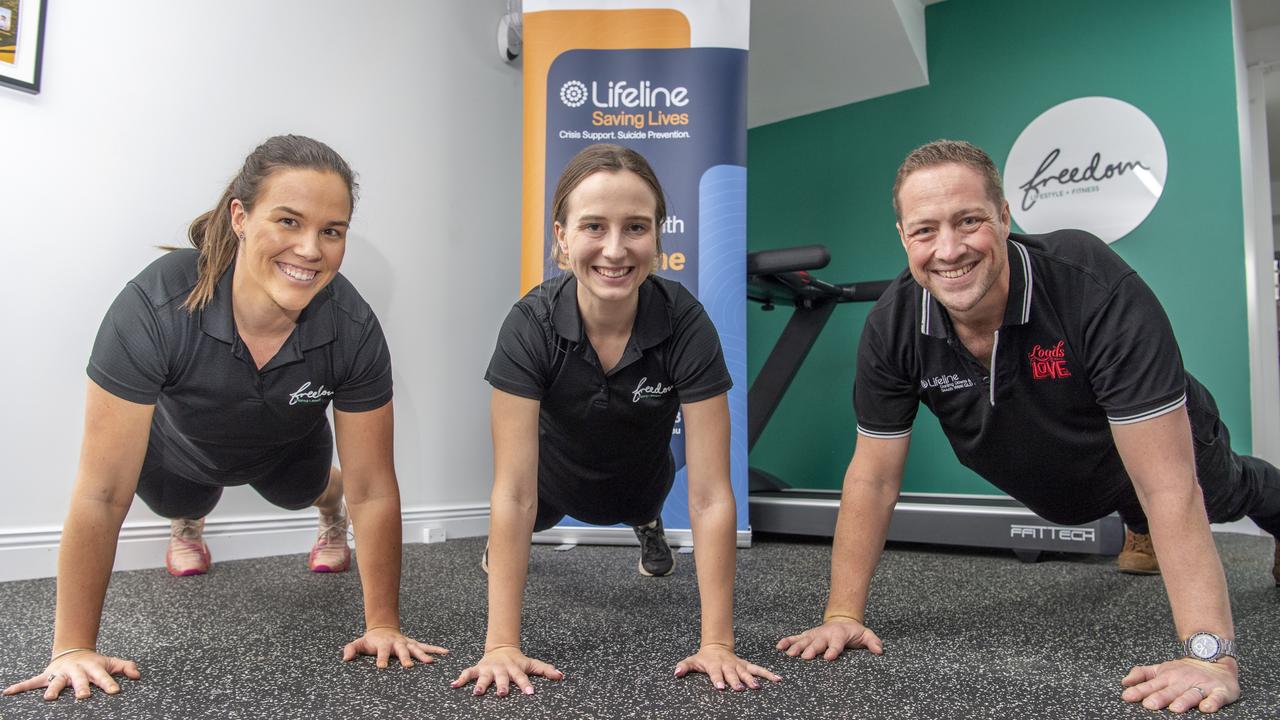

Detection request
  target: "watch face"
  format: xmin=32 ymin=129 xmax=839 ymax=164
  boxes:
xmin=1190 ymin=633 xmax=1220 ymax=659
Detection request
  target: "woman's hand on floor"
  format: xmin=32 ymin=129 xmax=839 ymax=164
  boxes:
xmin=451 ymin=645 xmax=564 ymax=696
xmin=674 ymin=643 xmax=781 ymax=690
xmin=342 ymin=627 xmax=449 ymax=668
xmin=2 ymin=649 xmax=141 ymax=701
xmin=776 ymin=618 xmax=884 ymax=660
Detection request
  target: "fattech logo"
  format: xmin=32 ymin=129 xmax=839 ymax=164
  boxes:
xmin=1010 ymin=524 xmax=1095 ymax=543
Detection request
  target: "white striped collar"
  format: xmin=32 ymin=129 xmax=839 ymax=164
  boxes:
xmin=919 ymin=239 xmax=1034 ymax=338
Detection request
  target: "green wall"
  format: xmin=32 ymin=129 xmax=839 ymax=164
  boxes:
xmin=746 ymin=0 xmax=1249 ymax=494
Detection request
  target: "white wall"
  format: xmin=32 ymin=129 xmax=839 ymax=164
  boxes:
xmin=747 ymin=0 xmax=929 ymax=127
xmin=0 ymin=1 xmax=521 ymax=577
xmin=1237 ymin=3 xmax=1280 ymax=473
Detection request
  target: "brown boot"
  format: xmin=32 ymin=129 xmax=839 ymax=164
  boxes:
xmin=1117 ymin=529 xmax=1160 ymax=575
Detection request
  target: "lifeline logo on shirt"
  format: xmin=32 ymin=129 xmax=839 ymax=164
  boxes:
xmin=920 ymin=373 xmax=975 ymax=393
xmin=632 ymin=377 xmax=673 ymax=403
xmin=289 ymin=381 xmax=335 ymax=406
xmin=1028 ymin=340 xmax=1072 ymax=380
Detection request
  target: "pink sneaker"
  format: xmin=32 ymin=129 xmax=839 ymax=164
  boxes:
xmin=309 ymin=506 xmax=351 ymax=573
xmin=165 ymin=518 xmax=211 ymax=576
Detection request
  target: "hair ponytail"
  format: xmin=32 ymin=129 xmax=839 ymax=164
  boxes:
xmin=180 ymin=187 xmax=240 ymax=311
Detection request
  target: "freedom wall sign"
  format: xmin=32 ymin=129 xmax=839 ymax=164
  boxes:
xmin=1003 ymin=97 xmax=1167 ymax=244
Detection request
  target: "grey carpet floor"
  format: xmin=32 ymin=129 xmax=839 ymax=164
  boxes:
xmin=0 ymin=533 xmax=1276 ymax=720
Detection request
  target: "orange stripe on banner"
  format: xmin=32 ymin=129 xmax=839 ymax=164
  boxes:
xmin=520 ymin=9 xmax=691 ymax=295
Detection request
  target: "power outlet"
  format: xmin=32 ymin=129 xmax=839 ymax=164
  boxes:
xmin=422 ymin=527 xmax=447 ymax=544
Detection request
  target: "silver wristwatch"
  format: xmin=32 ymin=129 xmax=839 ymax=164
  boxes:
xmin=1184 ymin=632 xmax=1237 ymax=663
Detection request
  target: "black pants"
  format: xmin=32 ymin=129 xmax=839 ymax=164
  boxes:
xmin=532 ymin=453 xmax=675 ymax=532
xmin=1115 ymin=374 xmax=1280 ymax=537
xmin=135 ymin=422 xmax=334 ymax=519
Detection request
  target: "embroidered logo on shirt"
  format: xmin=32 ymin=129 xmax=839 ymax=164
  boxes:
xmin=920 ymin=373 xmax=975 ymax=393
xmin=632 ymin=377 xmax=674 ymax=403
xmin=289 ymin=381 xmax=335 ymax=405
xmin=1028 ymin=340 xmax=1072 ymax=380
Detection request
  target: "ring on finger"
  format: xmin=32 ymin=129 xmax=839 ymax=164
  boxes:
xmin=46 ymin=673 xmax=58 ymax=683
xmin=1191 ymin=686 xmax=1206 ymax=699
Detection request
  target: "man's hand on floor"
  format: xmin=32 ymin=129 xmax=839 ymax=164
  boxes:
xmin=776 ymin=617 xmax=884 ymax=661
xmin=1122 ymin=657 xmax=1240 ymax=714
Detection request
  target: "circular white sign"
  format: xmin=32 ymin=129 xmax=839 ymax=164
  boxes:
xmin=1003 ymin=97 xmax=1167 ymax=244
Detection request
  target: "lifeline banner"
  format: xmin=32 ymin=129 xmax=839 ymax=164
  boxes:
xmin=522 ymin=0 xmax=750 ymax=542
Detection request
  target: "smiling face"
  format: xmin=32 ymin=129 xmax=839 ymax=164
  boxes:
xmin=554 ymin=169 xmax=659 ymax=311
xmin=230 ymin=168 xmax=351 ymax=323
xmin=896 ymin=163 xmax=1012 ymax=326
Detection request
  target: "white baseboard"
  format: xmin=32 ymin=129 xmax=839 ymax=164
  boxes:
xmin=0 ymin=503 xmax=491 ymax=583
xmin=2 ymin=509 xmax=1260 ymax=583
xmin=532 ymin=526 xmax=753 ymax=548
xmin=1211 ymin=517 xmax=1265 ymax=536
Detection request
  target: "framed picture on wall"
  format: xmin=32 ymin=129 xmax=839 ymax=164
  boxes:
xmin=0 ymin=0 xmax=47 ymax=94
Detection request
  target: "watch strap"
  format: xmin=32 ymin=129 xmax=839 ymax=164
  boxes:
xmin=1218 ymin=637 xmax=1238 ymax=659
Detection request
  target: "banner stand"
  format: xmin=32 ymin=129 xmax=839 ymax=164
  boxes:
xmin=521 ymin=1 xmax=751 ymax=548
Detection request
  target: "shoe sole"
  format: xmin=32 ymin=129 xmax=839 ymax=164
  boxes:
xmin=637 ymin=556 xmax=675 ymax=577
xmin=165 ymin=544 xmax=211 ymax=577
xmin=1117 ymin=552 xmax=1159 ymax=576
xmin=308 ymin=542 xmax=351 ymax=573
xmin=309 ymin=553 xmax=351 ymax=573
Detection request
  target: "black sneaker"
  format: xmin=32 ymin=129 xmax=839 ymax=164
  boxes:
xmin=634 ymin=519 xmax=675 ymax=577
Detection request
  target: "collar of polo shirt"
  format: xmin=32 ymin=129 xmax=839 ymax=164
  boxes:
xmin=920 ymin=239 xmax=1035 ymax=339
xmin=549 ymin=274 xmax=673 ymax=349
xmin=198 ymin=259 xmax=340 ymax=354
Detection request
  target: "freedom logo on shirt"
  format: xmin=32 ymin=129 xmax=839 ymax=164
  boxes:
xmin=632 ymin=377 xmax=673 ymax=403
xmin=289 ymin=381 xmax=335 ymax=406
xmin=1028 ymin=340 xmax=1072 ymax=380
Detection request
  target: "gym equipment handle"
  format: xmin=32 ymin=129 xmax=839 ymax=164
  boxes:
xmin=838 ymin=279 xmax=894 ymax=302
xmin=747 ymin=245 xmax=830 ymax=276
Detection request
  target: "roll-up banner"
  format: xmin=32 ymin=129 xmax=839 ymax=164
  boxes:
xmin=522 ymin=0 xmax=751 ymax=546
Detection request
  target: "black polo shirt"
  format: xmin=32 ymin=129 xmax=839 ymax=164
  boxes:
xmin=855 ymin=230 xmax=1188 ymax=525
xmin=87 ymin=249 xmax=392 ymax=485
xmin=485 ymin=273 xmax=731 ymax=522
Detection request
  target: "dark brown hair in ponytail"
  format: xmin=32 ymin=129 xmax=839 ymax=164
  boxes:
xmin=180 ymin=135 xmax=359 ymax=311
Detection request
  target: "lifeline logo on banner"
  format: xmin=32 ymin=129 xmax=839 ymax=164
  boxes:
xmin=522 ymin=0 xmax=750 ymax=537
xmin=1004 ymin=97 xmax=1167 ymax=244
